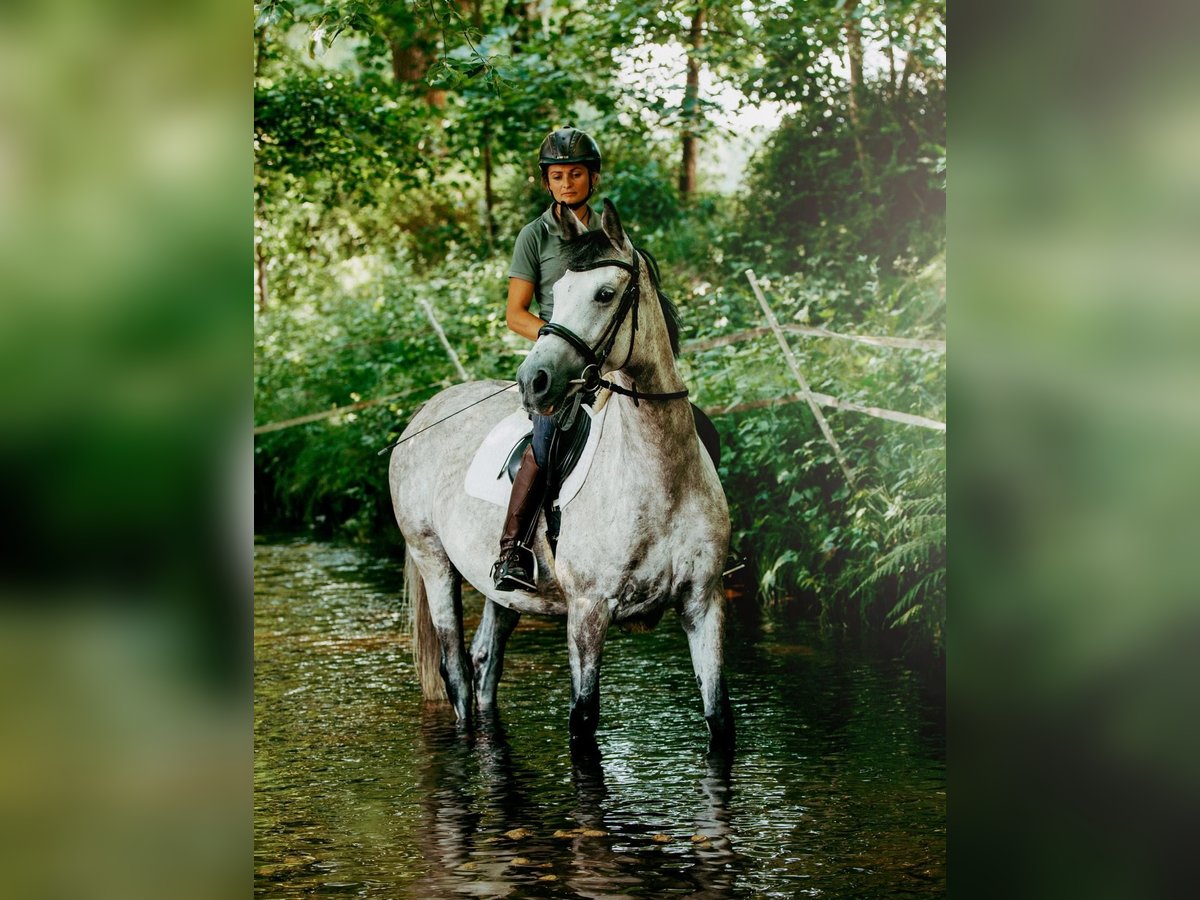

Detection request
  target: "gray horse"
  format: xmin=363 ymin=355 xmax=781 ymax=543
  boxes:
xmin=389 ymin=199 xmax=734 ymax=751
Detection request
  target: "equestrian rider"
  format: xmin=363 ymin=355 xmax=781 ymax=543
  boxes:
xmin=492 ymin=126 xmax=604 ymax=592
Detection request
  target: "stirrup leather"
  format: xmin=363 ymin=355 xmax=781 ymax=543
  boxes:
xmin=492 ymin=542 xmax=538 ymax=592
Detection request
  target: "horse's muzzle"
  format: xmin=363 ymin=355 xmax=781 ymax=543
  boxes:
xmin=516 ymin=355 xmax=566 ymax=416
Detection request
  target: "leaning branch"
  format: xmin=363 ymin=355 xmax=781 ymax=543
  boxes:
xmin=747 ymin=269 xmax=857 ymax=486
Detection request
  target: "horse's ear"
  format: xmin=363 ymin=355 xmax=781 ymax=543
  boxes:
xmin=557 ymin=202 xmax=588 ymax=240
xmin=600 ymin=198 xmax=627 ymax=249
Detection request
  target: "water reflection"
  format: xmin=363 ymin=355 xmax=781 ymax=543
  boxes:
xmin=408 ymin=705 xmax=749 ymax=899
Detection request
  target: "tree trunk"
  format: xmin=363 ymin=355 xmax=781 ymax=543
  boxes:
xmin=390 ymin=35 xmax=446 ymax=108
xmin=255 ymin=238 xmax=269 ymax=313
xmin=846 ymin=1 xmax=865 ymax=103
xmin=679 ymin=4 xmax=706 ymax=199
xmin=899 ymin=8 xmax=927 ymax=102
xmin=390 ymin=36 xmax=424 ymax=83
xmin=254 ymin=27 xmax=268 ymax=77
xmin=844 ymin=1 xmax=873 ymax=191
xmin=482 ymin=119 xmax=495 ymax=255
xmin=886 ymin=32 xmax=896 ymax=99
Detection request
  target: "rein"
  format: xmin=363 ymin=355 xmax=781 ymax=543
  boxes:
xmin=537 ymin=249 xmax=689 ymax=406
xmin=375 ymin=380 xmax=517 ymax=456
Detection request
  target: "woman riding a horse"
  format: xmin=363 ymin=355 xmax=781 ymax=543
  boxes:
xmin=390 ymin=127 xmax=734 ymax=752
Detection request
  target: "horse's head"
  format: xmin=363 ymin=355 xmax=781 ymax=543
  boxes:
xmin=517 ymin=198 xmax=641 ymax=416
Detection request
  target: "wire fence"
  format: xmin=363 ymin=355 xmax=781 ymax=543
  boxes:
xmin=254 ymin=284 xmax=945 ymax=438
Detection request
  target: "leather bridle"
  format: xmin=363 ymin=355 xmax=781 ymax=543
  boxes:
xmin=536 ymin=250 xmax=689 ymax=406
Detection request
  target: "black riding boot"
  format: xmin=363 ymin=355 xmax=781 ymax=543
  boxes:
xmin=492 ymin=446 xmax=545 ymax=592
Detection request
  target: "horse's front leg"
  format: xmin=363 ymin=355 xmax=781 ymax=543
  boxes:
xmin=471 ymin=599 xmax=521 ymax=709
xmin=566 ymin=595 xmax=612 ymax=748
xmin=681 ymin=586 xmax=736 ymax=750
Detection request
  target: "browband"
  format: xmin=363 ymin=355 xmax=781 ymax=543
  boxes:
xmin=569 ymin=258 xmax=636 ymax=275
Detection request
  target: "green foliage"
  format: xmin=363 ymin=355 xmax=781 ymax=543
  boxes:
xmin=601 ymin=156 xmax=682 ymax=237
xmin=255 ymin=246 xmax=519 ymax=537
xmin=738 ymin=81 xmax=946 ymax=270
xmin=668 ymin=255 xmax=945 ymax=651
xmin=855 ymin=449 xmax=945 ymax=645
xmin=742 ymin=0 xmax=946 ymax=103
xmin=255 ymin=62 xmax=432 ymax=205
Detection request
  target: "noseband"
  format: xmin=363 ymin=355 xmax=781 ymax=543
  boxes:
xmin=536 ymin=250 xmax=689 ymax=405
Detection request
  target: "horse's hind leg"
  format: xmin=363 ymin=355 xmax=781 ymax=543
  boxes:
xmin=470 ymin=599 xmax=520 ymax=710
xmin=681 ymin=587 xmax=735 ymax=750
xmin=414 ymin=549 xmax=474 ymax=725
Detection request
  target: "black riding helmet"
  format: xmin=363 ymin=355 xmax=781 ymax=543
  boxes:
xmin=539 ymin=126 xmax=601 ymax=210
xmin=538 ymin=126 xmax=602 ymax=174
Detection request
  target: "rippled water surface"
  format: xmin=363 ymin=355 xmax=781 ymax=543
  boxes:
xmin=255 ymin=539 xmax=944 ymax=898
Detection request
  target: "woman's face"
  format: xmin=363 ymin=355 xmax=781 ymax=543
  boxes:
xmin=544 ymin=164 xmax=595 ymax=205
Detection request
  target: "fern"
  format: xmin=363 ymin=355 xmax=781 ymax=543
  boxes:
xmin=855 ymin=450 xmax=946 ymax=646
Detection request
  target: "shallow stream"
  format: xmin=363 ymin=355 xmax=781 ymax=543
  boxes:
xmin=255 ymin=539 xmax=944 ymax=898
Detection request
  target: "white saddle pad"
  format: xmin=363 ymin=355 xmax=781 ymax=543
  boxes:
xmin=464 ymin=401 xmax=608 ymax=509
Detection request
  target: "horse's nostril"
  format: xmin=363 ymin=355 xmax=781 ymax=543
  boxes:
xmin=532 ymin=369 xmax=550 ymax=394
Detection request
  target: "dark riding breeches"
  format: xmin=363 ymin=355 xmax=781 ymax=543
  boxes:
xmin=531 ymin=412 xmax=556 ymax=468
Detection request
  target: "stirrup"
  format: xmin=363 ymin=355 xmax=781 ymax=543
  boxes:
xmin=491 ymin=543 xmax=537 ymax=592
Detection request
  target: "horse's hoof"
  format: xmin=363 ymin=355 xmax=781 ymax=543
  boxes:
xmin=705 ymin=716 xmax=735 ymax=753
xmin=453 ymin=706 xmax=475 ymax=733
xmin=570 ymin=733 xmax=602 ymax=763
xmin=569 ymin=701 xmax=600 ymax=740
xmin=707 ymin=735 xmax=735 ymax=757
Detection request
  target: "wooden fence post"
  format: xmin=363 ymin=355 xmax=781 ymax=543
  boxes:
xmin=745 ymin=269 xmax=857 ymax=488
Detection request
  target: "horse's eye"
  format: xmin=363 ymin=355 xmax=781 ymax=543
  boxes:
xmin=595 ymin=286 xmax=616 ymax=305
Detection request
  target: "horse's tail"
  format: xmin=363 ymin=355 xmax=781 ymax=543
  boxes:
xmin=406 ymin=552 xmax=447 ymax=701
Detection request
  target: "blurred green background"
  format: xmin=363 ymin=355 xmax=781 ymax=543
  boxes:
xmin=952 ymin=1 xmax=1200 ymax=896
xmin=0 ymin=0 xmax=1197 ymax=897
xmin=0 ymin=2 xmax=247 ymax=899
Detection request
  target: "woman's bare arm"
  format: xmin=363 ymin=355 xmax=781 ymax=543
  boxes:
xmin=505 ymin=278 xmax=544 ymax=342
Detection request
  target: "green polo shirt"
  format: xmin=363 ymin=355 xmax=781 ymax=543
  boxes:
xmin=508 ymin=204 xmax=602 ymax=322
